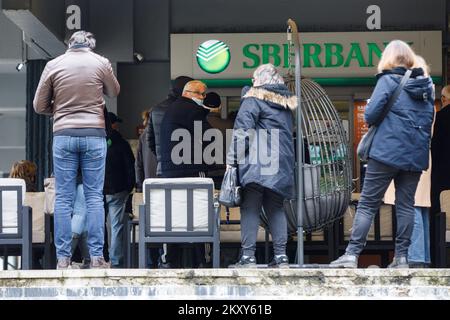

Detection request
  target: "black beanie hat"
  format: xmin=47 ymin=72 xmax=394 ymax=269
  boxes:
xmin=172 ymin=76 xmax=194 ymax=96
xmin=203 ymin=92 xmax=221 ymax=108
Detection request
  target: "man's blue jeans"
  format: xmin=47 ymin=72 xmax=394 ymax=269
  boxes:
xmin=346 ymin=158 xmax=420 ymax=258
xmin=106 ymin=191 xmax=129 ymax=267
xmin=53 ymin=136 xmax=107 ymax=259
xmin=408 ymin=207 xmax=431 ymax=264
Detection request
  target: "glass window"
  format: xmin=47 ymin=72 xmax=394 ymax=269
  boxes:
xmin=0 ymin=147 xmax=25 ymax=176
xmin=0 ymin=112 xmax=26 ymax=175
xmin=226 ymin=97 xmax=240 ymax=122
xmin=0 ymin=112 xmax=25 ymax=146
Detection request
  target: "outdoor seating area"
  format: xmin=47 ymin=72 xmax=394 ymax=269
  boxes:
xmin=1 ymin=178 xmax=449 ymax=270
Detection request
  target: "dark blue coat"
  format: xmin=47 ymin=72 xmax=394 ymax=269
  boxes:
xmin=227 ymin=84 xmax=297 ymax=198
xmin=366 ymin=68 xmax=434 ymax=172
xmin=104 ymin=130 xmax=136 ymax=195
xmin=160 ymin=96 xmax=213 ymax=178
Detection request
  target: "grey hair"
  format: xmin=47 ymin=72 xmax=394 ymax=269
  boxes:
xmin=252 ymin=63 xmax=285 ymax=87
xmin=68 ymin=31 xmax=96 ymax=50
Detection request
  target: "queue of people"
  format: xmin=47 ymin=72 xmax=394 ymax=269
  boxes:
xmin=29 ymin=29 xmax=447 ymax=269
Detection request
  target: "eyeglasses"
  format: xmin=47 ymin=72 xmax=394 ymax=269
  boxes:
xmin=186 ymin=90 xmax=206 ymax=97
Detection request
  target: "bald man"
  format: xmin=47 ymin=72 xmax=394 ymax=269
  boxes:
xmin=159 ymin=80 xmax=213 ymax=178
xmin=440 ymin=86 xmax=450 ymax=110
xmin=158 ymin=80 xmax=215 ymax=268
xmin=431 ymin=85 xmax=450 ymax=214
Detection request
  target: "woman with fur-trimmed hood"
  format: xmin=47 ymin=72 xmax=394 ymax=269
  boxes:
xmin=227 ymin=63 xmax=297 ymax=268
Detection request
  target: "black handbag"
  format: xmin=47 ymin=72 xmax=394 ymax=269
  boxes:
xmin=357 ymin=126 xmax=378 ymax=162
xmin=357 ymin=69 xmax=412 ymax=161
xmin=218 ymin=166 xmax=242 ymax=207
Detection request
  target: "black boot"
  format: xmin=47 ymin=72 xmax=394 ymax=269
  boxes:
xmin=79 ymin=231 xmax=91 ymax=269
xmin=71 ymin=233 xmax=80 ymax=257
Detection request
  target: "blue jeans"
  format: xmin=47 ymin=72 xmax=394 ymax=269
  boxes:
xmin=72 ymin=183 xmax=87 ymax=235
xmin=106 ymin=191 xmax=129 ymax=267
xmin=346 ymin=159 xmax=420 ymax=258
xmin=53 ymin=136 xmax=107 ymax=259
xmin=408 ymin=207 xmax=431 ymax=264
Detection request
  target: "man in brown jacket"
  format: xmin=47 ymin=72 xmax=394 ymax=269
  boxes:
xmin=34 ymin=31 xmax=120 ymax=269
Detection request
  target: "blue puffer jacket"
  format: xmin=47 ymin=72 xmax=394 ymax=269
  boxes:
xmin=366 ymin=67 xmax=434 ymax=172
xmin=227 ymin=84 xmax=297 ymax=198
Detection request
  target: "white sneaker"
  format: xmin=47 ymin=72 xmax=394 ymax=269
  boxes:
xmin=330 ymin=254 xmax=358 ymax=268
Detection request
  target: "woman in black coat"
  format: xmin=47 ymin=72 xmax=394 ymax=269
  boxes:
xmin=227 ymin=63 xmax=297 ymax=268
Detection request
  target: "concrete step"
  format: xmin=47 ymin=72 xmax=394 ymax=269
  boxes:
xmin=0 ymin=268 xmax=449 ymax=299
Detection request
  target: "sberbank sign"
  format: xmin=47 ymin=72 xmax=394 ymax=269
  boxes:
xmin=171 ymin=32 xmax=442 ymax=81
xmin=241 ymin=42 xmax=390 ymax=69
xmin=197 ymin=40 xmax=231 ymax=73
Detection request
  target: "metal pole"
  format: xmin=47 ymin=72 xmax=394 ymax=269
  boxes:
xmin=287 ymin=19 xmax=304 ymax=267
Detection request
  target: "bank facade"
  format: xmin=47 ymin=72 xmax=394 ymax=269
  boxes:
xmin=0 ymin=0 xmax=449 ymax=268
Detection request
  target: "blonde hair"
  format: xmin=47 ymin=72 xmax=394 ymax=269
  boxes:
xmin=414 ymin=55 xmax=430 ymax=77
xmin=377 ymin=40 xmax=416 ymax=73
xmin=9 ymin=160 xmax=37 ymax=191
xmin=141 ymin=110 xmax=150 ymax=127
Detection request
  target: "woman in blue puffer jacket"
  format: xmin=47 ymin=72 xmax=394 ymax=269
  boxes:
xmin=331 ymin=40 xmax=435 ymax=268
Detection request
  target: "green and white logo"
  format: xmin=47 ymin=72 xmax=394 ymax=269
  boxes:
xmin=196 ymin=40 xmax=231 ymax=74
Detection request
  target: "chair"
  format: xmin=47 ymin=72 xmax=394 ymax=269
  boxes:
xmin=138 ymin=178 xmax=220 ymax=268
xmin=0 ymin=178 xmax=32 ymax=270
xmin=24 ymin=192 xmax=47 ymax=269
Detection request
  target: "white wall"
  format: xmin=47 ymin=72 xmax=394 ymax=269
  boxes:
xmin=0 ymin=9 xmax=26 ymax=177
xmin=0 ymin=3 xmax=22 ymax=60
xmin=0 ymin=74 xmax=27 ymax=177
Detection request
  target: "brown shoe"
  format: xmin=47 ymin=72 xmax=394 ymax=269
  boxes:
xmin=56 ymin=257 xmax=80 ymax=270
xmin=57 ymin=257 xmax=71 ymax=270
xmin=90 ymin=257 xmax=111 ymax=269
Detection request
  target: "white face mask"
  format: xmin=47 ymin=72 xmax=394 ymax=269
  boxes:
xmin=203 ymin=105 xmax=219 ymax=111
xmin=191 ymin=97 xmax=204 ymax=106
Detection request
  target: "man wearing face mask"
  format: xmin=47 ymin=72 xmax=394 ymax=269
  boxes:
xmin=159 ymin=80 xmax=215 ymax=268
xmin=160 ymin=80 xmax=214 ymax=179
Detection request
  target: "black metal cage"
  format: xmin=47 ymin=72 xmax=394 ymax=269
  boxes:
xmin=261 ymin=77 xmax=352 ymax=234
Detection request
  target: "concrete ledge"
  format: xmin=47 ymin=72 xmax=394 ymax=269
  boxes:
xmin=0 ymin=269 xmax=450 ymax=299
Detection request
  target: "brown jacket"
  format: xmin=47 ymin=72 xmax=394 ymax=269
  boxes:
xmin=33 ymin=47 xmax=120 ymax=132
